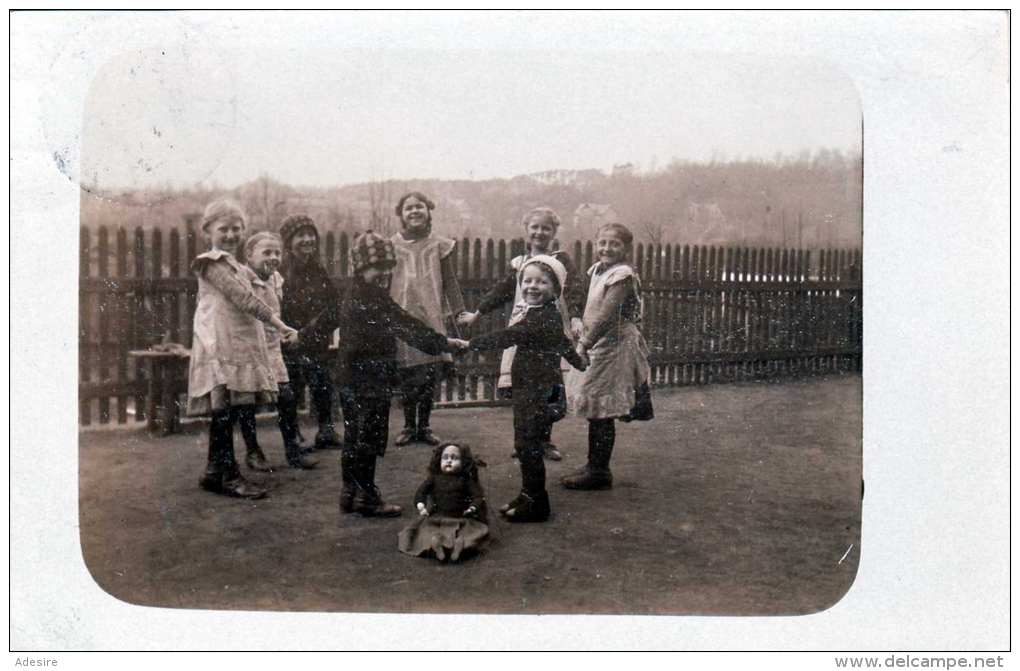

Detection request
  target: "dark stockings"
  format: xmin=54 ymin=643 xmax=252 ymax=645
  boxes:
xmin=588 ymin=418 xmax=616 ymax=471
xmin=400 ymin=365 xmax=437 ymax=431
xmin=207 ymin=408 xmax=239 ymax=475
xmin=236 ymin=406 xmax=260 ymax=453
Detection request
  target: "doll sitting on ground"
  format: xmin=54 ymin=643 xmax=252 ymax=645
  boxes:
xmin=398 ymin=443 xmax=489 ymax=562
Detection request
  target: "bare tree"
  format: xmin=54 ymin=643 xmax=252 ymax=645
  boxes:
xmin=640 ymin=219 xmax=665 ymax=246
xmin=367 ymin=179 xmax=396 ymax=236
xmin=242 ymin=173 xmax=290 ymax=231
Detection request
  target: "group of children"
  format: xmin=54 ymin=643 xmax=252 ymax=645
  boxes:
xmin=185 ymin=194 xmax=651 ymax=561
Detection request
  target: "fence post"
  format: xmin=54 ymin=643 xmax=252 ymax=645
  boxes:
xmin=97 ymin=226 xmax=111 ymax=423
xmin=80 ymin=227 xmax=92 ymax=426
xmin=472 ymin=238 xmax=482 ymax=280
xmin=483 ymin=238 xmax=494 ymax=281
xmin=325 ymin=231 xmax=336 ymax=276
xmin=116 ymin=227 xmax=129 ymax=423
xmin=339 ymin=231 xmax=349 ymax=278
xmin=168 ymin=227 xmax=182 ymax=343
xmin=184 ymin=214 xmax=198 ymax=263
xmin=133 ymin=227 xmax=147 ymax=421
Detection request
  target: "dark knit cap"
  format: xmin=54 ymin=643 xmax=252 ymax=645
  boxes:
xmin=279 ymin=214 xmax=319 ymax=248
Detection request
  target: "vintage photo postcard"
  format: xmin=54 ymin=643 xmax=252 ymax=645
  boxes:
xmin=11 ymin=10 xmax=1009 ymax=653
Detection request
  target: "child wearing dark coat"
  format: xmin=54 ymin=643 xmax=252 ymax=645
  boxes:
xmin=457 ymin=207 xmax=584 ymax=462
xmin=466 ymin=255 xmax=587 ymax=522
xmin=279 ymin=214 xmax=343 ymax=450
xmin=315 ymin=231 xmax=466 ymax=517
xmin=398 ymin=443 xmax=489 ymax=562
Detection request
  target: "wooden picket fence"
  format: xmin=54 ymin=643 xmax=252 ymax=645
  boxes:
xmin=79 ymin=223 xmax=862 ymax=428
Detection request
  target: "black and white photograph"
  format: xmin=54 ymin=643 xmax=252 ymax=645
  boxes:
xmin=10 ymin=9 xmax=1009 ymax=655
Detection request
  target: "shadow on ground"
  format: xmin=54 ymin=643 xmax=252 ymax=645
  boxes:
xmin=79 ymin=374 xmax=862 ymax=616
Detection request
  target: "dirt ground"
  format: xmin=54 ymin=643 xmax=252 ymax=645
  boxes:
xmin=79 ymin=374 xmax=861 ymax=616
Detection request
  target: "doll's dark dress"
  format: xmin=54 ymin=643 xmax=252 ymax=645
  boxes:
xmin=398 ymin=472 xmax=489 ymax=561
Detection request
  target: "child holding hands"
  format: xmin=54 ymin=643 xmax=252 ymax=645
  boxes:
xmin=314 ymin=231 xmax=466 ymax=517
xmin=457 ymin=207 xmax=584 ymax=461
xmin=563 ymin=223 xmax=652 ymax=491
xmin=240 ymin=231 xmax=319 ymax=471
xmin=186 ymin=200 xmax=298 ymax=499
xmin=466 ymin=255 xmax=587 ymax=522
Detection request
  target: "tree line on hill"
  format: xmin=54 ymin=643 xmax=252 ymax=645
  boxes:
xmin=80 ymin=148 xmax=862 ymax=250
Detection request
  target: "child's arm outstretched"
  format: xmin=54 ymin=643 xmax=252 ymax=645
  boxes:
xmin=457 ymin=268 xmax=517 ymax=328
xmin=466 ymin=312 xmax=536 ymax=353
xmin=383 ymin=293 xmax=464 ymax=354
xmin=200 ymin=260 xmax=297 ymax=339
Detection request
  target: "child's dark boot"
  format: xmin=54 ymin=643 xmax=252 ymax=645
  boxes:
xmin=295 ymin=426 xmax=314 ymax=453
xmin=238 ymin=407 xmax=273 ymax=472
xmin=561 ymin=418 xmax=614 ymax=490
xmin=285 ymin=443 xmax=319 ymax=470
xmin=201 ymin=409 xmax=267 ymax=498
xmin=415 ymin=397 xmax=441 ymax=446
xmin=278 ymin=384 xmax=318 ymax=469
xmin=350 ymin=455 xmax=402 ymax=517
xmin=560 ymin=466 xmax=613 ymax=490
xmin=503 ymin=490 xmax=550 ymax=523
xmin=313 ymin=385 xmax=343 ymax=449
xmin=504 ymin=446 xmax=550 ymax=522
xmin=543 ymin=443 xmax=563 ymax=461
xmin=244 ymin=445 xmax=273 ymax=473
xmin=339 ymin=451 xmax=358 ymax=513
xmin=352 ymin=485 xmax=403 ymax=517
xmin=199 ymin=466 xmax=224 ymax=495
xmin=314 ymin=425 xmax=343 ymax=450
xmin=396 ymin=403 xmax=417 ymax=445
xmin=221 ymin=471 xmax=269 ymax=500
xmin=499 ymin=491 xmax=528 ymax=515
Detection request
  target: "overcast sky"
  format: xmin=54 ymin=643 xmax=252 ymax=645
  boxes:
xmin=42 ymin=12 xmax=868 ymax=190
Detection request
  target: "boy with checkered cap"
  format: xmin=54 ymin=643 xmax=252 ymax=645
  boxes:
xmin=315 ymin=231 xmax=466 ymax=517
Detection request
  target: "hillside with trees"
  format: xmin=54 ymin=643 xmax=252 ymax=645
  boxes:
xmin=80 ymin=149 xmax=861 ymax=249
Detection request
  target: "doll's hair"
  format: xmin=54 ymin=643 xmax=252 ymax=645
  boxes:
xmin=201 ymin=199 xmax=247 ymax=232
xmin=243 ymin=231 xmax=282 ymax=260
xmin=521 ymin=207 xmax=561 ymax=230
xmin=596 ymin=222 xmax=634 ymax=249
xmin=428 ymin=443 xmax=484 ymax=482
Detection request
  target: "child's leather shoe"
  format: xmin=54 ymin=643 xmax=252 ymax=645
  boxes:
xmin=560 ymin=467 xmax=613 ymax=490
xmin=352 ymin=487 xmax=403 ymax=517
xmin=502 ymin=491 xmax=550 ymax=523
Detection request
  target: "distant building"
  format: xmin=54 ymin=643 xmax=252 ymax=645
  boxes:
xmin=573 ymin=203 xmax=620 ymax=232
